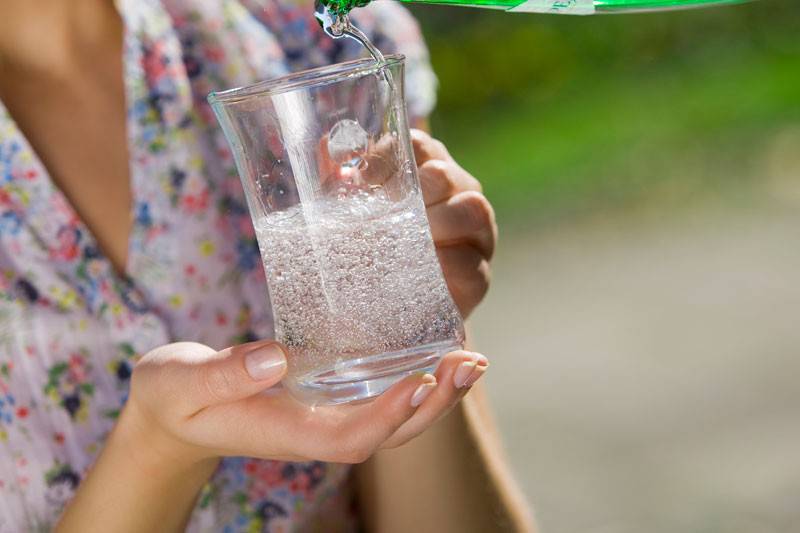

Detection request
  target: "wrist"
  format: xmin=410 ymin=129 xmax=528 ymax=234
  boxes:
xmin=114 ymin=401 xmax=219 ymax=479
xmin=58 ymin=402 xmax=220 ymax=532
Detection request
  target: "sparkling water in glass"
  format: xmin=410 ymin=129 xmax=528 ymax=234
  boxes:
xmin=209 ymin=56 xmax=464 ymax=405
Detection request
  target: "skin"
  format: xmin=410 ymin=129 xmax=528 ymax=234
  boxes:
xmin=0 ymin=1 xmax=532 ymax=531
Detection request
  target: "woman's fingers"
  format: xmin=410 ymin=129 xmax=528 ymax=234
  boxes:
xmin=437 ymin=245 xmax=491 ymax=317
xmin=359 ymin=133 xmax=402 ymax=186
xmin=333 ymin=373 xmax=438 ymax=463
xmin=418 ymin=159 xmax=482 ymax=206
xmin=411 ymin=128 xmax=450 ymax=164
xmin=461 ymin=360 xmax=488 ymax=389
xmin=135 ymin=340 xmax=287 ymax=416
xmin=190 ymin=341 xmax=287 ymax=412
xmin=427 ymin=190 xmax=497 ymax=260
xmin=193 ymin=372 xmax=440 ymax=464
xmin=381 ymin=351 xmax=489 ymax=449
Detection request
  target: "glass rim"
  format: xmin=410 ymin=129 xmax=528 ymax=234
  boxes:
xmin=208 ymin=54 xmax=405 ymax=106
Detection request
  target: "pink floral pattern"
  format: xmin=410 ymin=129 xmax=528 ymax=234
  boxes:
xmin=0 ymin=0 xmax=435 ymax=530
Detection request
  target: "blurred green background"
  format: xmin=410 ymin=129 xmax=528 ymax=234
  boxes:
xmin=407 ymin=1 xmax=800 ymax=532
xmin=412 ymin=0 xmax=800 ymax=225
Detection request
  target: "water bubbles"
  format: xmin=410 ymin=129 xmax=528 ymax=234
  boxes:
xmin=328 ymin=119 xmax=369 ymax=169
xmin=254 ymin=191 xmax=462 ymax=389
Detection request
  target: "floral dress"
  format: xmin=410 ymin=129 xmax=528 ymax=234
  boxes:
xmin=0 ymin=0 xmax=436 ymax=531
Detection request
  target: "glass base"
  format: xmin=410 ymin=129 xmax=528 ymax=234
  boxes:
xmin=285 ymin=339 xmax=463 ymax=406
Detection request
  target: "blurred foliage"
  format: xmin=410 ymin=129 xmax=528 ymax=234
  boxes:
xmin=409 ymin=0 xmax=800 ymax=225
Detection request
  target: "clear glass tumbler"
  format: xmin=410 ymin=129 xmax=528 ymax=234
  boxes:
xmin=209 ymin=55 xmax=465 ymax=405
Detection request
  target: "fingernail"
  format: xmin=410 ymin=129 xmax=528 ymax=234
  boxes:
xmin=464 ymin=363 xmax=488 ymax=388
xmin=454 ymin=361 xmax=477 ymax=388
xmin=244 ymin=343 xmax=287 ymax=381
xmin=411 ymin=374 xmax=437 ymax=407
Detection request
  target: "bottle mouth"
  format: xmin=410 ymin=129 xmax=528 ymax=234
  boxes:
xmin=208 ymin=54 xmax=404 ymax=106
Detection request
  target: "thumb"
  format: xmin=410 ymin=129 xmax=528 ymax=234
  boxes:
xmin=185 ymin=340 xmax=288 ymax=409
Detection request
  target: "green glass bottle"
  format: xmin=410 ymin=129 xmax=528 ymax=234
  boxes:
xmin=319 ymin=0 xmax=749 ymax=16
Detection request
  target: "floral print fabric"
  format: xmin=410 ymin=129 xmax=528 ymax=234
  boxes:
xmin=0 ymin=0 xmax=435 ymax=531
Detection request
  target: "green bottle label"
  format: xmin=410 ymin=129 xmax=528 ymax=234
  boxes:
xmin=509 ymin=0 xmax=595 ymax=13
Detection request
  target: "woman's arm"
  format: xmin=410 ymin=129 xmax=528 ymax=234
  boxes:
xmin=58 ymin=341 xmax=485 ymax=532
xmin=57 ymin=406 xmax=219 ymax=532
xmin=357 ymin=379 xmax=534 ymax=533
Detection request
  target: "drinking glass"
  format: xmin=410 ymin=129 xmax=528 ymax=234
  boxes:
xmin=209 ymin=55 xmax=464 ymax=405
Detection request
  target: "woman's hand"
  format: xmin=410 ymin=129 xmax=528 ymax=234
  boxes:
xmin=413 ymin=130 xmax=497 ymax=318
xmin=126 ymin=340 xmax=490 ymax=467
xmin=60 ymin=340 xmax=488 ymax=532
